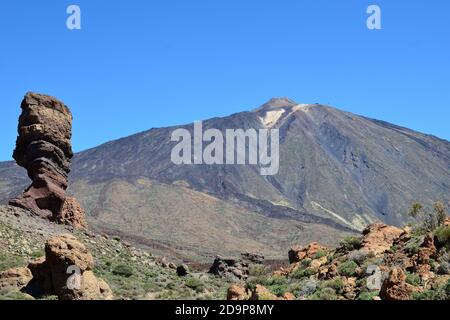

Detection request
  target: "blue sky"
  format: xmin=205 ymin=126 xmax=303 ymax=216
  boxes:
xmin=0 ymin=0 xmax=449 ymax=161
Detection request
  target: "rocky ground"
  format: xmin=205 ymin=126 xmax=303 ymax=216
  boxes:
xmin=228 ymin=217 xmax=450 ymax=300
xmin=2 ymin=203 xmax=450 ymax=301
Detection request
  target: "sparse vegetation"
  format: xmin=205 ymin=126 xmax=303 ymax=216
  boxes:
xmin=357 ymin=290 xmax=379 ymax=300
xmin=405 ymin=272 xmax=421 ymax=286
xmin=248 ymin=264 xmax=268 ymax=277
xmin=309 ymin=287 xmax=337 ymax=300
xmin=337 ymin=260 xmax=358 ymax=277
xmin=340 ymin=236 xmax=362 ymax=251
xmin=437 ymin=252 xmax=450 ymax=275
xmin=412 ymin=280 xmax=450 ymax=300
xmin=435 ymin=226 xmax=450 ymax=249
xmin=313 ymin=250 xmax=327 ymax=259
xmin=112 ymin=264 xmax=134 ymax=277
xmin=324 ymin=277 xmax=344 ymax=294
xmin=291 ymin=267 xmax=315 ymax=279
xmin=0 ymin=252 xmax=25 ymax=271
xmin=301 ymin=258 xmax=312 ymax=268
xmin=409 ymin=201 xmax=447 ymax=233
xmin=185 ymin=277 xmax=205 ymax=293
xmin=404 ymin=236 xmax=423 ymax=255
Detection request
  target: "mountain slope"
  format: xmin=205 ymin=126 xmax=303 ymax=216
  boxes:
xmin=1 ymin=98 xmax=449 ymax=260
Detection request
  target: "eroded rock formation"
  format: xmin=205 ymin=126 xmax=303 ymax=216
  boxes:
xmin=209 ymin=253 xmax=265 ymax=280
xmin=0 ymin=234 xmax=113 ymax=300
xmin=9 ymin=92 xmax=86 ymax=229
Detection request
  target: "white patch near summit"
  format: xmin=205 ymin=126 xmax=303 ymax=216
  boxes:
xmin=259 ymin=109 xmax=286 ymax=127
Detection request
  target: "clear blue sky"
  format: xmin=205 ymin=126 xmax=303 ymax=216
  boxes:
xmin=0 ymin=0 xmax=449 ymax=161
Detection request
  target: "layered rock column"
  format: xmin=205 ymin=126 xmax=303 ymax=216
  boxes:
xmin=9 ymin=92 xmax=87 ymax=229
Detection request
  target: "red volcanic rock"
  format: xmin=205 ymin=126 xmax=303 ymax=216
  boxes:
xmin=360 ymin=223 xmax=403 ymax=255
xmin=227 ymin=285 xmax=250 ymax=300
xmin=380 ymin=267 xmax=415 ymax=300
xmin=2 ymin=234 xmax=113 ymax=300
xmin=288 ymin=242 xmax=328 ymax=264
xmin=59 ymin=197 xmax=88 ymax=230
xmin=9 ymin=92 xmax=86 ymax=229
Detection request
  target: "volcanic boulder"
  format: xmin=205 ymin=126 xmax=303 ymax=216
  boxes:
xmin=288 ymin=242 xmax=329 ymax=264
xmin=9 ymin=92 xmax=86 ymax=228
xmin=379 ymin=267 xmax=415 ymax=300
xmin=360 ymin=224 xmax=404 ymax=255
xmin=209 ymin=253 xmax=265 ymax=280
xmin=1 ymin=234 xmax=113 ymax=300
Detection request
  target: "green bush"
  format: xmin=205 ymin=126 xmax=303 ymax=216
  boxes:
xmin=269 ymin=284 xmax=288 ymax=297
xmin=438 ymin=252 xmax=450 ymax=275
xmin=0 ymin=291 xmax=34 ymax=300
xmin=357 ymin=291 xmax=379 ymax=300
xmin=337 ymin=261 xmax=358 ymax=277
xmin=0 ymin=252 xmax=25 ymax=272
xmin=112 ymin=264 xmax=134 ymax=277
xmin=263 ymin=276 xmax=289 ymax=297
xmin=409 ymin=201 xmax=447 ymax=233
xmin=313 ymin=250 xmax=327 ymax=259
xmin=405 ymin=236 xmax=422 ymax=255
xmin=291 ymin=267 xmax=315 ymax=279
xmin=291 ymin=280 xmax=318 ymax=298
xmin=301 ymin=258 xmax=312 ymax=268
xmin=340 ymin=236 xmax=362 ymax=251
xmin=309 ymin=287 xmax=337 ymax=300
xmin=435 ymin=226 xmax=450 ymax=249
xmin=444 ymin=279 xmax=450 ymax=297
xmin=324 ymin=278 xmax=344 ymax=294
xmin=405 ymin=272 xmax=421 ymax=286
xmin=264 ymin=275 xmax=288 ymax=286
xmin=30 ymin=249 xmax=45 ymax=259
xmin=412 ymin=279 xmax=450 ymax=300
xmin=185 ymin=277 xmax=205 ymax=293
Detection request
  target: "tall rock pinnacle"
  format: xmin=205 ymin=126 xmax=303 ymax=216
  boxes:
xmin=9 ymin=92 xmax=87 ymax=229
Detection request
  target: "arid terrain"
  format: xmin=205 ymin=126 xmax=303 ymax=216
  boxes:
xmin=1 ymin=98 xmax=449 ymax=261
xmin=0 ymin=95 xmax=449 ymax=301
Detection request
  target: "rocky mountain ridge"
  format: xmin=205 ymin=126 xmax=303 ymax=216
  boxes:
xmin=1 ymin=97 xmax=449 ymax=260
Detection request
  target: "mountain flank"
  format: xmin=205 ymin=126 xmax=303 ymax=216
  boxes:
xmin=1 ymin=97 xmax=449 ymax=261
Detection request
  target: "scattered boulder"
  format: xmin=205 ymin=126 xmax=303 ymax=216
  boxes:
xmin=157 ymin=257 xmax=169 ymax=268
xmin=176 ymin=264 xmax=189 ymax=277
xmin=58 ymin=197 xmax=88 ymax=230
xmin=209 ymin=253 xmax=264 ymax=280
xmin=360 ymin=224 xmax=403 ymax=255
xmin=227 ymin=285 xmax=250 ymax=300
xmin=288 ymin=242 xmax=328 ymax=264
xmin=209 ymin=257 xmax=248 ymax=279
xmin=0 ymin=267 xmax=33 ymax=293
xmin=9 ymin=92 xmax=86 ymax=229
xmin=282 ymin=292 xmax=296 ymax=300
xmin=168 ymin=262 xmax=177 ymax=270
